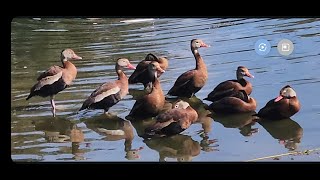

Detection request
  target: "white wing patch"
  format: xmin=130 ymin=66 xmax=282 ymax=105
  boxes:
xmin=94 ymin=87 xmax=120 ymax=103
xmin=97 ymin=128 xmax=125 ymax=136
xmin=35 ymin=71 xmax=63 ymax=90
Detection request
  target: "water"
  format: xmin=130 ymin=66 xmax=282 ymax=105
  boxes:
xmin=11 ymin=17 xmax=320 ymax=162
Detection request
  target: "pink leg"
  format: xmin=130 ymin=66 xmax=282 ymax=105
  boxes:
xmin=50 ymin=95 xmax=56 ymax=117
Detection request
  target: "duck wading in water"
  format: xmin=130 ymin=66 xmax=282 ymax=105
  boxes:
xmin=26 ymin=49 xmax=82 ymax=117
xmin=167 ymin=39 xmax=209 ymax=98
xmin=79 ymin=58 xmax=136 ymax=115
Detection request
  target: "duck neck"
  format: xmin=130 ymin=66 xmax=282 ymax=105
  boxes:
xmin=236 ymin=74 xmax=247 ymax=86
xmin=236 ymin=73 xmax=244 ymax=81
xmin=62 ymin=60 xmax=74 ymax=68
xmin=116 ymin=64 xmax=128 ymax=83
xmin=192 ymin=48 xmax=206 ymax=71
xmin=152 ymin=78 xmax=163 ymax=96
xmin=62 ymin=60 xmax=77 ymax=76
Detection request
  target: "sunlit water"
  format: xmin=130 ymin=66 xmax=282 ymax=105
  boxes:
xmin=11 ymin=18 xmax=320 ymax=162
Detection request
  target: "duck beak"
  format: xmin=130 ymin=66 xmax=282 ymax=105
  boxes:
xmin=201 ymin=43 xmax=210 ymax=48
xmin=157 ymin=67 xmax=165 ymax=73
xmin=127 ymin=64 xmax=136 ymax=70
xmin=246 ymin=72 xmax=254 ymax=78
xmin=274 ymin=96 xmax=283 ymax=102
xmin=73 ymin=54 xmax=82 ymax=60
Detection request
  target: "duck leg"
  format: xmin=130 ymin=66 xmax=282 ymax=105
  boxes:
xmin=50 ymin=95 xmax=56 ymax=117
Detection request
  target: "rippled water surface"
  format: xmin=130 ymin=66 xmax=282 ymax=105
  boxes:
xmin=11 ymin=18 xmax=320 ymax=161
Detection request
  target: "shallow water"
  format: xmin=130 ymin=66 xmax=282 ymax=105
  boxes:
xmin=11 ymin=17 xmax=320 ymax=161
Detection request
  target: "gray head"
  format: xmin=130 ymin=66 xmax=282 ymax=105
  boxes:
xmin=274 ymin=85 xmax=297 ymax=102
xmin=191 ymin=39 xmax=210 ymax=50
xmin=116 ymin=58 xmax=136 ymax=70
xmin=236 ymin=66 xmax=254 ymax=79
xmin=61 ymin=49 xmax=82 ymax=61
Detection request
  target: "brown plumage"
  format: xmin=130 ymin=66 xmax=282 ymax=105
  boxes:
xmin=128 ymin=53 xmax=168 ymax=87
xmin=205 ymin=66 xmax=254 ymax=102
xmin=26 ymin=49 xmax=82 ymax=117
xmin=256 ymin=85 xmax=300 ymax=120
xmin=208 ymin=90 xmax=257 ymax=114
xmin=144 ymin=100 xmax=198 ymax=137
xmin=79 ymin=58 xmax=136 ymax=113
xmin=127 ymin=62 xmax=165 ymax=119
xmin=167 ymin=39 xmax=209 ymax=98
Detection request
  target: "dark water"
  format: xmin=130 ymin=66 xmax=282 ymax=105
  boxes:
xmin=11 ymin=18 xmax=320 ymax=161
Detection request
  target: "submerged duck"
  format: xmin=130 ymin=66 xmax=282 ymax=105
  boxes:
xmin=79 ymin=58 xmax=136 ymax=114
xmin=129 ymin=53 xmax=168 ymax=87
xmin=205 ymin=66 xmax=254 ymax=102
xmin=256 ymin=85 xmax=300 ymax=120
xmin=167 ymin=39 xmax=209 ymax=98
xmin=208 ymin=90 xmax=257 ymax=114
xmin=144 ymin=99 xmax=198 ymax=137
xmin=26 ymin=49 xmax=82 ymax=117
xmin=127 ymin=62 xmax=165 ymax=119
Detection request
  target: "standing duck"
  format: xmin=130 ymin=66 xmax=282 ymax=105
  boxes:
xmin=256 ymin=85 xmax=300 ymax=120
xmin=26 ymin=49 xmax=82 ymax=117
xmin=167 ymin=39 xmax=209 ymax=98
xmin=208 ymin=90 xmax=257 ymax=114
xmin=204 ymin=66 xmax=254 ymax=102
xmin=79 ymin=58 xmax=136 ymax=114
xmin=127 ymin=62 xmax=165 ymax=119
xmin=144 ymin=99 xmax=198 ymax=137
xmin=129 ymin=53 xmax=168 ymax=87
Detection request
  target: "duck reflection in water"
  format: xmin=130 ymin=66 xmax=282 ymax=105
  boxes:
xmin=165 ymin=96 xmax=218 ymax=151
xmin=83 ymin=114 xmax=143 ymax=160
xmin=258 ymin=118 xmax=303 ymax=151
xmin=210 ymin=112 xmax=259 ymax=137
xmin=33 ymin=117 xmax=87 ymax=160
xmin=34 ymin=117 xmax=76 ymax=143
xmin=143 ymin=134 xmax=201 ymax=162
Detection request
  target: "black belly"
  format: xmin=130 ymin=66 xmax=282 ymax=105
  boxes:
xmin=30 ymin=78 xmax=67 ymax=98
xmin=169 ymin=82 xmax=202 ymax=98
xmin=90 ymin=93 xmax=121 ymax=112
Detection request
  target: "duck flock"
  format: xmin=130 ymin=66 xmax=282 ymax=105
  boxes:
xmin=26 ymin=39 xmax=301 ymax=138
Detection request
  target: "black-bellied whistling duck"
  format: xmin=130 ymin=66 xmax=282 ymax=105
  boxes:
xmin=256 ymin=85 xmax=300 ymax=120
xmin=129 ymin=53 xmax=168 ymax=87
xmin=128 ymin=62 xmax=165 ymax=118
xmin=26 ymin=49 xmax=82 ymax=117
xmin=144 ymin=99 xmax=198 ymax=137
xmin=79 ymin=58 xmax=136 ymax=114
xmin=167 ymin=39 xmax=209 ymax=98
xmin=127 ymin=62 xmax=165 ymax=119
xmin=208 ymin=90 xmax=257 ymax=114
xmin=204 ymin=66 xmax=254 ymax=102
xmin=132 ymin=61 xmax=164 ymax=92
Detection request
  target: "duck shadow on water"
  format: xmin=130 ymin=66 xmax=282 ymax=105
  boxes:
xmin=258 ymin=118 xmax=303 ymax=151
xmin=83 ymin=114 xmax=143 ymax=160
xmin=209 ymin=111 xmax=259 ymax=137
xmin=33 ymin=117 xmax=87 ymax=160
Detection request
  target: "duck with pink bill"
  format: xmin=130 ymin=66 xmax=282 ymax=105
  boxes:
xmin=79 ymin=58 xmax=136 ymax=114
